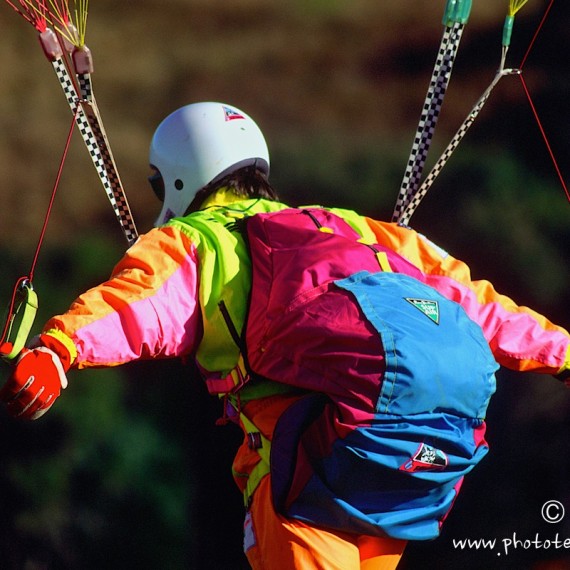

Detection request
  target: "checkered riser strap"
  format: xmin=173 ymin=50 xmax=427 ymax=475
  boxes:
xmin=393 ymin=22 xmax=465 ymax=223
xmin=77 ymin=73 xmax=138 ymax=244
xmin=77 ymin=73 xmax=92 ymax=101
xmin=400 ymin=56 xmax=517 ymax=226
xmin=85 ymin=107 xmax=138 ymax=244
xmin=52 ymin=61 xmax=138 ymax=245
xmin=399 ymin=91 xmax=493 ymax=226
xmin=52 ymin=60 xmax=111 ymax=206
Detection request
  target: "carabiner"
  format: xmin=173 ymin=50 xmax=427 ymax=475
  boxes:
xmin=0 ymin=279 xmax=39 ymax=362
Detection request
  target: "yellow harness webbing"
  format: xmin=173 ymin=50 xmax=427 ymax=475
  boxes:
xmin=239 ymin=411 xmax=272 ymax=507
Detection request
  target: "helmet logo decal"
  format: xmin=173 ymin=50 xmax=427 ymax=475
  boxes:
xmin=223 ymin=106 xmax=246 ymax=121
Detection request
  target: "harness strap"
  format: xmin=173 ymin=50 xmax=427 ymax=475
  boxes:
xmin=239 ymin=411 xmax=272 ymax=507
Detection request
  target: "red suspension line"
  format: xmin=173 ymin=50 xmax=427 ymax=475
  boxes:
xmin=518 ymin=74 xmax=570 ymax=202
xmin=28 ymin=102 xmax=80 ymax=282
xmin=519 ymin=0 xmax=555 ymax=71
xmin=517 ymin=0 xmax=568 ymax=202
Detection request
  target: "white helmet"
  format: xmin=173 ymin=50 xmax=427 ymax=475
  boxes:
xmin=149 ymin=102 xmax=270 ymax=225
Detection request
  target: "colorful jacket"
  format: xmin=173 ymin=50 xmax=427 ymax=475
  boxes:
xmin=44 ymin=196 xmax=570 ymax=377
xmin=42 ymin=195 xmax=570 ymax=539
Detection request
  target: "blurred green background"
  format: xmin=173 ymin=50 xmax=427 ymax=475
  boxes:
xmin=0 ymin=1 xmax=569 ymax=568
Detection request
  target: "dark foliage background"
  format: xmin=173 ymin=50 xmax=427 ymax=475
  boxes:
xmin=0 ymin=1 xmax=569 ymax=568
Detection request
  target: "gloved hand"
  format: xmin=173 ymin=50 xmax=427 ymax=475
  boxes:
xmin=0 ymin=346 xmax=68 ymax=420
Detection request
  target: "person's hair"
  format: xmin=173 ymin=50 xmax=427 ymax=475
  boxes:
xmin=188 ymin=166 xmax=279 ymax=212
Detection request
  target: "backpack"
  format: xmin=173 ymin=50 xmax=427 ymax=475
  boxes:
xmin=223 ymin=206 xmax=498 ymax=541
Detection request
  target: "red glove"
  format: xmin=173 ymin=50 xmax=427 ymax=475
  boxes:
xmin=0 ymin=346 xmax=68 ymax=420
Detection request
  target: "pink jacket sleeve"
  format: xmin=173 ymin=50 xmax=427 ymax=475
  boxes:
xmin=42 ymin=225 xmax=203 ymax=369
xmin=366 ymin=219 xmax=570 ymax=377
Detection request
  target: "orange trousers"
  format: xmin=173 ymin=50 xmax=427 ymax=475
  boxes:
xmin=244 ymin=476 xmax=406 ymax=570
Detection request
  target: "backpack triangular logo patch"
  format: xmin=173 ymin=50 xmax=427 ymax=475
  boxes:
xmin=405 ymin=298 xmax=440 ymax=325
